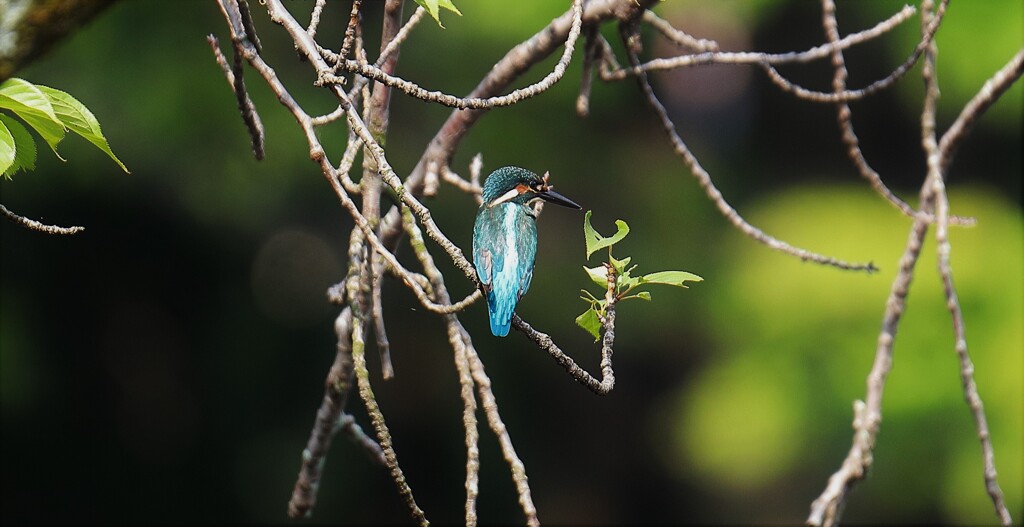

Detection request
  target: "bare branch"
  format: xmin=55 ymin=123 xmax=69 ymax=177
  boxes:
xmin=213 ymin=11 xmax=479 ymax=315
xmin=642 ymin=10 xmax=720 ymax=52
xmin=619 ymin=25 xmax=877 ymax=273
xmin=818 ymin=2 xmax=972 ymax=228
xmin=398 ymin=206 xmax=482 ymax=524
xmin=287 ymin=308 xmax=386 ymax=519
xmin=512 ymin=309 xmax=616 ymax=395
xmin=334 ymin=131 xmax=363 ymax=194
xmin=336 ymin=413 xmax=386 ymax=464
xmin=453 ymin=331 xmax=480 ymax=527
xmin=762 ymin=0 xmax=946 ymax=104
xmin=235 ymin=0 xmax=262 ymax=54
xmin=399 ymin=205 xmax=533 ymax=525
xmin=608 ymin=5 xmax=914 ymax=75
xmin=315 ymin=6 xmax=428 ymax=127
xmin=360 ymin=0 xmax=405 ymax=380
xmin=410 ymin=0 xmax=657 ymax=183
xmin=920 ymin=3 xmax=1013 ymax=522
xmin=931 ymin=160 xmax=1013 ymax=527
xmin=306 ymin=0 xmax=327 ymax=39
xmin=319 ymin=0 xmax=585 ymax=111
xmin=351 ymin=322 xmax=428 ymax=525
xmin=441 ymin=165 xmax=483 ymax=197
xmin=807 ymin=195 xmax=932 ymax=527
xmin=371 ymin=269 xmax=393 ymax=379
xmin=209 ymin=12 xmax=265 ymax=160
xmin=339 ymin=0 xmax=362 ymax=61
xmin=809 ymin=2 xmax=1009 ymax=523
xmin=1 ymin=203 xmax=83 ymax=235
xmin=576 ymin=23 xmax=601 ymax=117
xmin=464 ymin=328 xmax=540 ymax=526
xmin=939 ymin=49 xmax=1024 ymax=172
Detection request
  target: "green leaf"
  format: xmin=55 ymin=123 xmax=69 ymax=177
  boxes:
xmin=0 ymin=114 xmax=36 ymax=178
xmin=415 ymin=0 xmax=460 ymax=28
xmin=609 ymin=254 xmax=631 ymax=275
xmin=575 ymin=307 xmax=602 ymax=341
xmin=0 ymin=119 xmax=14 ymax=176
xmin=584 ymin=265 xmax=608 ymax=288
xmin=640 ymin=270 xmax=704 ymax=288
xmin=619 ymin=273 xmax=640 ymax=293
xmin=38 ymin=86 xmax=128 ymax=173
xmin=0 ymin=78 xmax=61 ymax=123
xmin=635 ymin=291 xmax=652 ymax=301
xmin=0 ymin=78 xmax=66 ymax=157
xmin=584 ymin=210 xmax=630 ymax=259
xmin=438 ymin=0 xmax=462 ymax=16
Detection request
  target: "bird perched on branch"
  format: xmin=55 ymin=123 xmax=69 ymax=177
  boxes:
xmin=473 ymin=166 xmax=581 ymax=337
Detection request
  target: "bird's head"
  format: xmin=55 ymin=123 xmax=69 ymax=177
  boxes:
xmin=480 ymin=166 xmax=581 ymax=210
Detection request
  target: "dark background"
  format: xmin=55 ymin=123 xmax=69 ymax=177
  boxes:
xmin=2 ymin=1 xmax=1021 ymax=524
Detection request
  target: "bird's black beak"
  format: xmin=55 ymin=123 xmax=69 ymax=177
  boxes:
xmin=537 ymin=188 xmax=581 ymax=210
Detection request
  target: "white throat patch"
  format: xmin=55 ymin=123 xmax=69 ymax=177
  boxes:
xmin=488 ymin=187 xmax=523 ymax=207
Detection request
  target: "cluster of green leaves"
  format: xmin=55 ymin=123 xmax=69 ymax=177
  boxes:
xmin=576 ymin=210 xmax=703 ymax=340
xmin=413 ymin=0 xmax=462 ymax=28
xmin=0 ymin=78 xmax=127 ymax=179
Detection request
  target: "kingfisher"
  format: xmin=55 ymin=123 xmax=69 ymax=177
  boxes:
xmin=473 ymin=166 xmax=581 ymax=337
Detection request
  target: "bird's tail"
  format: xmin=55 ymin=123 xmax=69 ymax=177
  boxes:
xmin=489 ymin=313 xmax=511 ymax=337
xmin=487 ymin=292 xmax=513 ymax=337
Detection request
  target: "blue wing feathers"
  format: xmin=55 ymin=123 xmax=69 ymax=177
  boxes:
xmin=473 ymin=204 xmax=538 ymax=337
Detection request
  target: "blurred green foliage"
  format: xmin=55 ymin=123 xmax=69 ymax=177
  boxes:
xmin=670 ymin=186 xmax=1022 ymax=523
xmin=1 ymin=0 xmax=1020 ymax=524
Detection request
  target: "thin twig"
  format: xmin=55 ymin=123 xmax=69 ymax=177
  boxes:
xmin=399 ymin=205 xmax=483 ymax=525
xmin=0 ymin=203 xmax=84 ymax=235
xmin=371 ymin=269 xmax=393 ymax=379
xmin=809 ymin=3 xmax=984 ymax=524
xmin=208 ymin=28 xmax=264 ymax=160
xmin=463 ymin=328 xmax=540 ymax=527
xmin=306 ymin=0 xmax=326 ymax=38
xmin=576 ymin=23 xmax=602 ymax=117
xmin=440 ymin=166 xmax=482 ymax=197
xmin=761 ymin=1 xmax=947 ymax=104
xmin=236 ymin=0 xmax=262 ymax=54
xmin=819 ymin=2 xmax=972 ymax=228
xmin=339 ymin=0 xmax=362 ymax=61
xmin=335 ymin=131 xmax=363 ymax=194
xmin=314 ymin=7 xmax=428 ymax=127
xmin=218 ymin=3 xmax=655 ymax=524
xmin=453 ymin=331 xmax=480 ymax=526
xmin=608 ymin=5 xmax=915 ymax=77
xmin=512 ymin=311 xmax=617 ymax=395
xmin=351 ymin=322 xmax=428 ymax=525
xmin=317 ymin=0 xmax=586 ymax=111
xmin=361 ymin=0 xmax=404 ymax=381
xmin=938 ymin=49 xmax=1024 ymax=173
xmin=931 ymin=157 xmax=1013 ymax=527
xmin=642 ymin=10 xmax=719 ymax=52
xmin=512 ymin=260 xmax=618 ymax=395
xmin=402 ymin=0 xmax=655 ymax=204
xmin=469 ymin=154 xmax=484 ymax=204
xmin=920 ymin=4 xmax=1013 ymax=522
xmin=230 ymin=41 xmax=265 ymax=160
xmin=806 ymin=189 xmax=933 ymax=527
xmin=336 ymin=413 xmax=386 ymax=463
xmin=620 ymin=25 xmax=877 ymax=273
xmin=596 ymin=34 xmax=623 ymax=81
xmin=287 ymin=308 xmax=386 ymax=519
